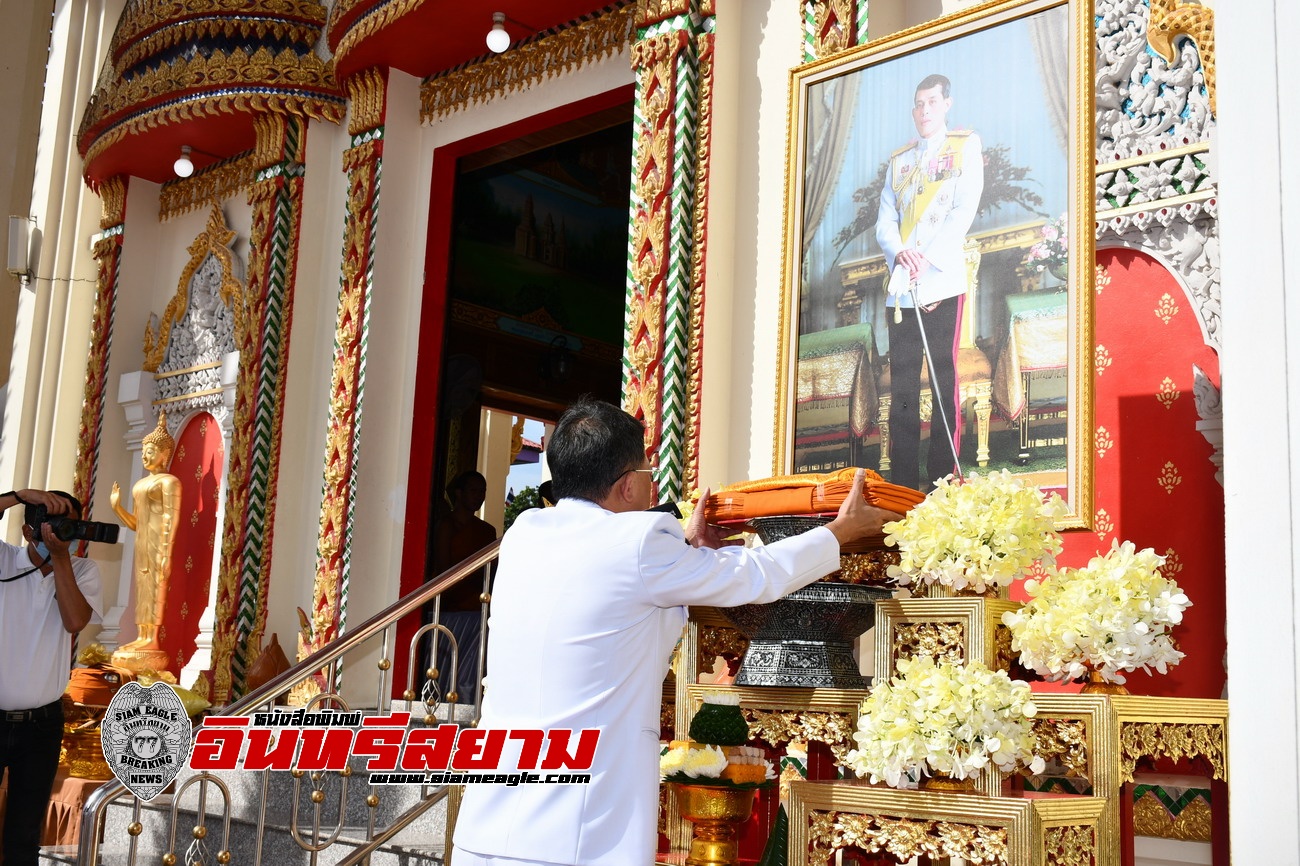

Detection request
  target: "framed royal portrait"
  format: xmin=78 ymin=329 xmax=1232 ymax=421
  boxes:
xmin=774 ymin=0 xmax=1094 ymax=528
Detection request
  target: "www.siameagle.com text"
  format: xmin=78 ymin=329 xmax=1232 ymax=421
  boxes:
xmin=191 ymin=711 xmax=600 ymax=783
xmin=371 ymin=771 xmax=591 ymax=785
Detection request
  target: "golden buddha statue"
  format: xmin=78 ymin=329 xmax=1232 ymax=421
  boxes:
xmin=110 ymin=412 xmax=182 ymax=672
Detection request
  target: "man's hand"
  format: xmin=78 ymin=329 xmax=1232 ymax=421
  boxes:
xmin=41 ymin=522 xmax=72 ymax=560
xmin=896 ymin=249 xmax=930 ymax=280
xmin=825 ymin=469 xmax=905 ymax=547
xmin=13 ymin=489 xmax=69 ymax=514
xmin=684 ymin=488 xmax=744 ymax=550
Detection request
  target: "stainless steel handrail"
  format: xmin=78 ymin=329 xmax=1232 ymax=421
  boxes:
xmin=76 ymin=540 xmax=502 ymax=866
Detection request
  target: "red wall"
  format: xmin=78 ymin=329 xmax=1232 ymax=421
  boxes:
xmin=159 ymin=412 xmax=224 ymax=678
xmin=1029 ymin=248 xmax=1225 ymax=699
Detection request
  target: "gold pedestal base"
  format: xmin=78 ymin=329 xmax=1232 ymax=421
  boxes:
xmin=673 ymin=784 xmax=755 ymax=866
xmin=111 ymin=647 xmax=170 ymax=675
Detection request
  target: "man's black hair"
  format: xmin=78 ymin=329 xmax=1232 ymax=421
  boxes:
xmin=915 ymin=74 xmax=951 ymax=98
xmin=446 ymin=470 xmax=487 ymax=498
xmin=50 ymin=490 xmax=83 ymax=519
xmin=548 ymin=397 xmax=646 ymax=503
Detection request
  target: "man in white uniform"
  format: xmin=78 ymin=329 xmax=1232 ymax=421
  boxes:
xmin=876 ymin=73 xmax=984 ymax=490
xmin=452 ymin=398 xmax=897 ymax=866
xmin=0 ymin=489 xmax=102 ymax=866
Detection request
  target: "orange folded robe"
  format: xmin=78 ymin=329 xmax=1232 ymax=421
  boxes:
xmin=702 ymin=467 xmax=925 ymax=523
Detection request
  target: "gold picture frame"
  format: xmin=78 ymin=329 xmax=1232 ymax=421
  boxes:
xmin=775 ymin=0 xmax=1094 ymax=528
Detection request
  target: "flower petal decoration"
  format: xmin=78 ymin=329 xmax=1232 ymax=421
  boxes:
xmin=884 ymin=470 xmax=1067 ymax=593
xmin=1003 ymin=540 xmax=1192 ymax=684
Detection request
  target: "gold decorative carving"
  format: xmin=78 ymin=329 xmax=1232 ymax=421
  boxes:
xmin=743 ymin=709 xmax=856 ymax=768
xmin=1030 ymin=718 xmax=1090 ymax=778
xmin=684 ymin=28 xmax=714 ymax=492
xmin=1118 ymin=721 xmax=1226 ymax=784
xmin=835 ymin=550 xmax=898 ymax=585
xmin=1095 ymin=425 xmax=1114 ymax=459
xmin=110 ymin=0 xmax=326 ymax=61
xmin=808 ymin=0 xmax=856 ymax=59
xmin=419 ymin=5 xmax=634 ymax=121
xmin=208 ymin=116 xmax=306 ymax=702
xmin=1156 ymin=376 xmax=1180 ymax=409
xmin=892 ymin=622 xmax=965 ymax=665
xmin=98 ymin=174 xmax=127 ymax=229
xmin=1132 ymin=789 xmax=1212 ymax=842
xmin=1157 ymin=461 xmax=1182 ymax=494
xmin=1148 ymin=0 xmax=1215 ymax=114
xmin=159 ymin=151 xmax=257 ymax=222
xmin=1044 ymin=824 xmax=1095 ymax=866
xmin=808 ymin=810 xmax=1011 ymax=866
xmin=1094 ymin=507 xmax=1114 ymax=541
xmin=345 ymin=67 xmax=389 ymax=136
xmin=303 ymin=129 xmax=381 ymax=672
xmin=623 ymin=31 xmax=685 ymax=460
xmin=80 ymin=46 xmax=343 ymax=173
xmin=73 ymin=175 xmax=129 ymax=516
xmin=993 ymin=624 xmax=1014 ymax=675
xmin=698 ymin=625 xmax=748 ymax=673
xmin=116 ymin=16 xmax=323 ymax=75
xmin=144 ymin=204 xmax=242 ymax=371
xmin=1095 ymin=263 xmax=1111 ymax=295
xmin=637 ymin=0 xmax=692 ymax=27
xmin=333 ymin=0 xmax=426 ymax=63
xmin=1095 ymin=344 xmax=1112 ymax=377
xmin=1155 ymin=292 xmax=1179 ymax=323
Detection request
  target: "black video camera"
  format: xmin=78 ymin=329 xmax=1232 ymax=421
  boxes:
xmin=25 ymin=503 xmax=119 ymax=545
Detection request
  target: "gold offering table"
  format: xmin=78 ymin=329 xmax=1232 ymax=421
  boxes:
xmin=1028 ymin=694 xmax=1227 ymax=866
xmin=787 ymin=781 xmax=1106 ymax=866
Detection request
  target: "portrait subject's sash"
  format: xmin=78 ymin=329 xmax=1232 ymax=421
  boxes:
xmin=893 ymin=131 xmax=971 ymax=247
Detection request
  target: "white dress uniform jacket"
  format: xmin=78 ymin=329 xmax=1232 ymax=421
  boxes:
xmin=452 ymin=498 xmax=841 ymax=865
xmin=876 ymin=127 xmax=984 ymax=307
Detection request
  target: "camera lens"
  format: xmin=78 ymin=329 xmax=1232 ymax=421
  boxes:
xmin=54 ymin=519 xmax=79 ymax=542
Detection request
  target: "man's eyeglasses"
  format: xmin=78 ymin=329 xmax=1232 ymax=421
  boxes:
xmin=616 ymin=468 xmax=654 ymax=481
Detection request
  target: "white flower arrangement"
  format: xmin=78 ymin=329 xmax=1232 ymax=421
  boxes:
xmin=660 ymin=744 xmax=728 ymax=780
xmin=883 ymin=470 xmax=1068 ymax=593
xmin=1002 ymin=540 xmax=1192 ymax=684
xmin=846 ymin=656 xmax=1045 ymax=787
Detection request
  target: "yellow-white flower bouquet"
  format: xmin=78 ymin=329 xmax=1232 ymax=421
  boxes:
xmin=846 ymin=656 xmax=1045 ymax=787
xmin=883 ymin=470 xmax=1068 ymax=594
xmin=1002 ymin=540 xmax=1192 ymax=685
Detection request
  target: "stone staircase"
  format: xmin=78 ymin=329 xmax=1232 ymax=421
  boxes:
xmin=42 ymin=705 xmax=479 ymax=866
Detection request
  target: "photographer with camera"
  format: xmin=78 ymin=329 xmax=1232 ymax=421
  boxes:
xmin=0 ymin=489 xmax=103 ymax=866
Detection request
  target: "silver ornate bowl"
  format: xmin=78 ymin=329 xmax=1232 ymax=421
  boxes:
xmin=720 ymin=516 xmax=893 ymax=689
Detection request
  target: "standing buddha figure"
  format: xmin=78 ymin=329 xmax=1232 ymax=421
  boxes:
xmin=110 ymin=412 xmax=181 ymax=670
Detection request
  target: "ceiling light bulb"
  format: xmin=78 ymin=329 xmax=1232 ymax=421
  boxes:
xmin=486 ymin=12 xmax=510 ymax=53
xmin=173 ymin=145 xmax=194 ymax=178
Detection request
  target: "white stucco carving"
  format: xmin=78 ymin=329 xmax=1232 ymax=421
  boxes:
xmin=1193 ymin=363 xmax=1223 ymax=485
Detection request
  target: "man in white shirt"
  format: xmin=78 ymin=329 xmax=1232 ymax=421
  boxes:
xmin=452 ymin=398 xmax=897 ymax=866
xmin=876 ymin=73 xmax=984 ymax=490
xmin=0 ymin=489 xmax=102 ymax=866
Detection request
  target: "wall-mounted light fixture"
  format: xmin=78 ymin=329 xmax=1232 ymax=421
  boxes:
xmin=486 ymin=11 xmax=538 ymax=53
xmin=486 ymin=11 xmax=511 ymax=53
xmin=173 ymin=145 xmax=195 ymax=178
xmin=7 ymin=215 xmax=34 ymax=279
xmin=542 ymin=335 xmax=574 ymax=381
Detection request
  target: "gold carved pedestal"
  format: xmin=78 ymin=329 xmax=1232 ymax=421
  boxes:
xmin=787 ymin=781 xmax=1107 ymax=866
xmin=673 ymin=783 xmax=757 ymax=866
xmin=1025 ymin=694 xmax=1228 ymax=866
xmin=110 ymin=646 xmax=171 ymax=676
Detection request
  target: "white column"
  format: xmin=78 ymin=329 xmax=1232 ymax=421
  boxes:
xmin=104 ymin=369 xmax=157 ymax=648
xmin=476 ymin=407 xmax=514 ymax=535
xmin=1219 ymin=1 xmax=1300 ymax=859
